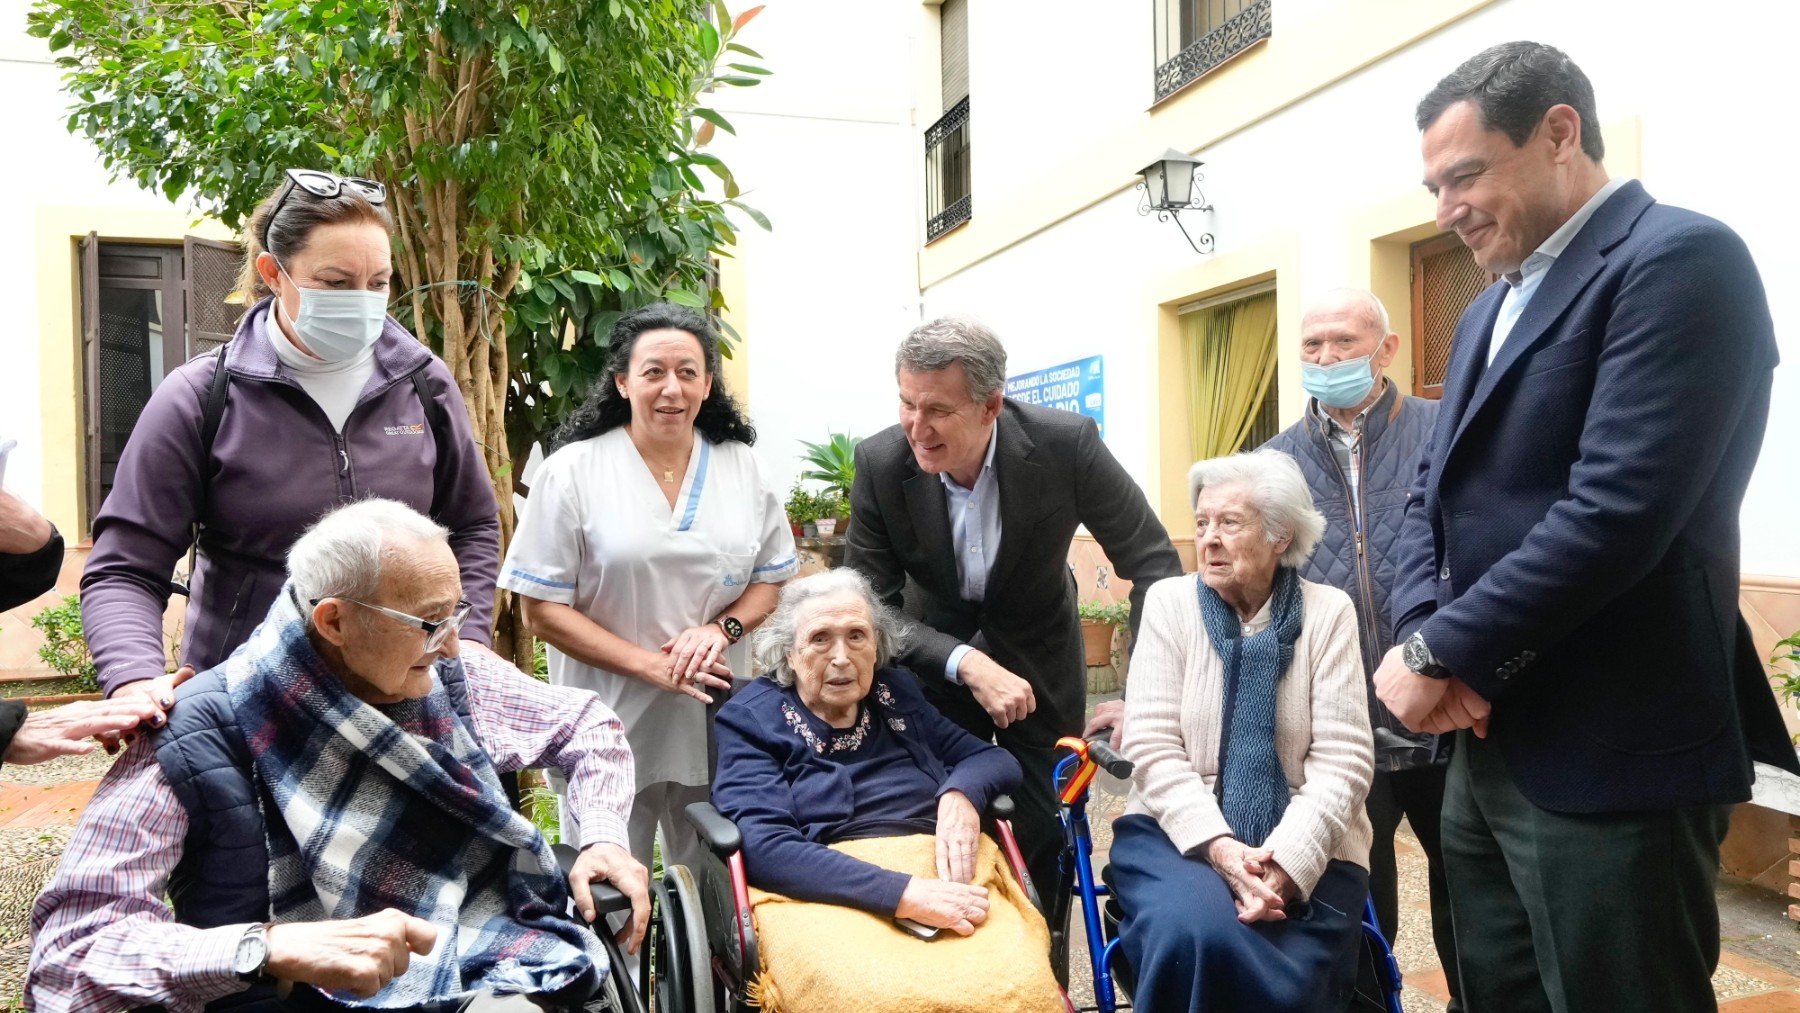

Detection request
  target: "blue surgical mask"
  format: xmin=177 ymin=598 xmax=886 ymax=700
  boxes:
xmin=276 ymin=261 xmax=388 ymax=362
xmin=1301 ymin=354 xmax=1378 ymax=409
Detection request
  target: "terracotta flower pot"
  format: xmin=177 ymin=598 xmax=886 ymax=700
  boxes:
xmin=1081 ymin=620 xmax=1114 ymax=667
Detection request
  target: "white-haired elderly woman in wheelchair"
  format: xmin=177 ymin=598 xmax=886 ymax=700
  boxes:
xmin=701 ymin=568 xmax=1066 ymax=1013
xmin=1112 ymin=449 xmax=1376 ymax=1012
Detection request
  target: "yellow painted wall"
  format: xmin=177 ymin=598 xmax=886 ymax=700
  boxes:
xmin=715 ymin=252 xmax=752 ymax=412
xmin=35 ymin=205 xmax=236 ymax=540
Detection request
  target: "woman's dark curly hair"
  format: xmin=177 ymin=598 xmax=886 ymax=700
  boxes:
xmin=552 ymin=303 xmax=756 ymax=450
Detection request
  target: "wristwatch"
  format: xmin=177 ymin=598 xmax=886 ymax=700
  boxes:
xmin=715 ymin=615 xmax=744 ymax=645
xmin=1402 ymin=632 xmax=1449 ymax=679
xmin=233 ymin=922 xmax=270 ymax=982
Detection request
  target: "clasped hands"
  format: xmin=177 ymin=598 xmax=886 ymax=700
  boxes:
xmin=1204 ymin=836 xmax=1297 ymax=924
xmin=1371 ymin=645 xmax=1491 ymax=737
xmin=639 ymin=625 xmax=734 ymax=703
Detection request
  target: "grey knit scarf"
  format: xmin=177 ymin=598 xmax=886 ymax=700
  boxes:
xmin=1200 ymin=566 xmax=1304 ymax=847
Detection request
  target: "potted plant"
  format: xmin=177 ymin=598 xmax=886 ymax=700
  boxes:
xmin=1077 ymin=600 xmax=1131 ymax=667
xmin=799 ymin=432 xmax=861 ymax=535
xmin=815 ymin=491 xmax=844 ymax=537
xmin=785 ymin=484 xmax=820 ymax=538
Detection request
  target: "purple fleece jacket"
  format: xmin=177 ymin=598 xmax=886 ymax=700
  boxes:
xmin=81 ymin=298 xmax=500 ymax=695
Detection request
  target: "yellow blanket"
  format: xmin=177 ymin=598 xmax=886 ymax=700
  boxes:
xmin=748 ymin=833 xmax=1064 ymax=1013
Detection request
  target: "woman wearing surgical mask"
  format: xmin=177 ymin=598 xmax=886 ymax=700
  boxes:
xmin=81 ymin=169 xmax=501 ymax=725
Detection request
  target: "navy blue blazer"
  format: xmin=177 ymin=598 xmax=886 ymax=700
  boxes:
xmin=1389 ymin=180 xmax=1797 ymax=813
xmin=712 ymin=666 xmax=1022 ymax=915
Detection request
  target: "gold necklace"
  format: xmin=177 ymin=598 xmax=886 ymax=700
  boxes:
xmin=663 ymin=469 xmax=676 ymax=484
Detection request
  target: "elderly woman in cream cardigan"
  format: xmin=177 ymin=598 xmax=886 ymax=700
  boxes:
xmin=1114 ymin=449 xmax=1374 ymax=1012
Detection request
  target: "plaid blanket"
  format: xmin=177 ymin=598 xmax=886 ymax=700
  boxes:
xmin=223 ymin=586 xmax=605 ymax=1008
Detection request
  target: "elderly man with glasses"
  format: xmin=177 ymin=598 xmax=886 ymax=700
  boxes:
xmin=29 ymin=498 xmax=645 ymax=1013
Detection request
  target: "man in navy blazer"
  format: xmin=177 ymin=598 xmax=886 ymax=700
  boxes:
xmin=1374 ymin=42 xmax=1796 ymax=1012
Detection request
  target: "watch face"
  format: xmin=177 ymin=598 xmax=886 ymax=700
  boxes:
xmin=1403 ymin=636 xmax=1428 ymax=672
xmin=233 ymin=930 xmax=268 ymax=976
xmin=721 ymin=616 xmax=744 ymax=640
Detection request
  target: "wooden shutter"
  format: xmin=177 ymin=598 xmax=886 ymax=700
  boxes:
xmin=183 ymin=236 xmax=245 ymax=358
xmin=79 ymin=232 xmax=101 ymax=536
xmin=1409 ymin=233 xmax=1498 ymax=400
xmin=940 ymin=0 xmax=969 ymax=108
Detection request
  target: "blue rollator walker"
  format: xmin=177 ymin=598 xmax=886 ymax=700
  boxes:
xmin=1050 ymin=735 xmax=1404 ymax=1013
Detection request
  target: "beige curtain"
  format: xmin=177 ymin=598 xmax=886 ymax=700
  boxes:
xmin=1185 ymin=292 xmax=1278 ymax=460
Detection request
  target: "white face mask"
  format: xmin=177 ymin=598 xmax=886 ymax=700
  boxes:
xmin=275 ymin=261 xmax=388 ymax=362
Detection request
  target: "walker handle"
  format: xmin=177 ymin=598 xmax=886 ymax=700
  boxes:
xmin=1085 ymin=735 xmax=1134 ymax=780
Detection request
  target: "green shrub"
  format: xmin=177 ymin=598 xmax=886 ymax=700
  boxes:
xmin=30 ymin=595 xmax=99 ymax=694
xmin=1077 ymin=600 xmax=1131 ymax=626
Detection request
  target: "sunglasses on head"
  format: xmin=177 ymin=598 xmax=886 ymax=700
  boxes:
xmin=262 ymin=168 xmax=389 ymax=249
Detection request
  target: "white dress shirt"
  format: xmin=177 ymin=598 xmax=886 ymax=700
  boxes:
xmin=941 ymin=426 xmax=1001 ymax=682
xmin=1486 ymin=177 xmax=1631 ymax=365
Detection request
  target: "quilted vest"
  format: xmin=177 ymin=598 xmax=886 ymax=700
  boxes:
xmin=150 ymin=657 xmax=477 ymax=1011
xmin=1263 ymin=382 xmax=1441 ymax=770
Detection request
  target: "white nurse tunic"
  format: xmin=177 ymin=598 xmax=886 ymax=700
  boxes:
xmin=499 ymin=427 xmax=799 ymax=789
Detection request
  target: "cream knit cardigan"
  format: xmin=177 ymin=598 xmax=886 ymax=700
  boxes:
xmin=1121 ymin=573 xmax=1374 ymax=899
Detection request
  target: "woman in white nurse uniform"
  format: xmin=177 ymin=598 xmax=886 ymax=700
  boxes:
xmin=500 ymin=303 xmax=798 ymax=887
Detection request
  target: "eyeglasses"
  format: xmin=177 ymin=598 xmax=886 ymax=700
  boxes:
xmin=263 ymin=168 xmax=389 ymax=249
xmin=312 ymin=596 xmax=473 ymax=652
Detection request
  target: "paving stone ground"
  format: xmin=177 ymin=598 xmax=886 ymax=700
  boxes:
xmin=5 ymin=720 xmax=1800 ymax=1011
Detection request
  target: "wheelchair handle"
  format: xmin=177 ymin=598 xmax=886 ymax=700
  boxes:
xmin=1085 ymin=735 xmax=1134 ymax=780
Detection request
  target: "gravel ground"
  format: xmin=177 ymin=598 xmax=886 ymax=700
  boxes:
xmin=0 ymin=826 xmax=74 ymax=1008
xmin=0 ymin=745 xmax=122 ymax=788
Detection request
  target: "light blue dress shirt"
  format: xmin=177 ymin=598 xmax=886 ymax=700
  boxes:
xmin=941 ymin=427 xmax=1001 ymax=683
xmin=1486 ymin=178 xmax=1631 ymax=365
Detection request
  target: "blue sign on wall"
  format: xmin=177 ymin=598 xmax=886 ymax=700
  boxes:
xmin=1006 ymin=355 xmax=1104 ymax=436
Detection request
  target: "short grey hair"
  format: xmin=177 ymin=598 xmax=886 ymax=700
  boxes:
xmin=752 ymin=568 xmax=911 ymax=688
xmin=288 ymin=499 xmax=450 ymax=625
xmin=1303 ymin=287 xmax=1391 ymax=338
xmin=896 ymin=316 xmax=1008 ymax=402
xmin=1187 ymin=450 xmax=1326 ymax=569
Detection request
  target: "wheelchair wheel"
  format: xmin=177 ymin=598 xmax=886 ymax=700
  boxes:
xmin=653 ymin=864 xmax=717 ymax=1013
xmin=592 ymin=924 xmax=647 ymax=1013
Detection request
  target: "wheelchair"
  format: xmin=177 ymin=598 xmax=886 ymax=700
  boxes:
xmin=1050 ymin=735 xmax=1404 ymax=1013
xmin=571 ymin=798 xmax=1077 ymax=1013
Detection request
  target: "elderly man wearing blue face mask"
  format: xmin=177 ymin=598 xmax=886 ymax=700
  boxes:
xmin=1260 ymin=287 xmax=1461 ymax=1010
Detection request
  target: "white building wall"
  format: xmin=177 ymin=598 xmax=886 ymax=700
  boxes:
xmin=701 ymin=0 xmax=931 ymax=494
xmin=0 ymin=24 xmax=189 ymax=513
xmin=899 ymin=0 xmax=1800 ymax=576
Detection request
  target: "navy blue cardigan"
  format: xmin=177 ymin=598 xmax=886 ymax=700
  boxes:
xmin=712 ymin=667 xmax=1021 ymax=915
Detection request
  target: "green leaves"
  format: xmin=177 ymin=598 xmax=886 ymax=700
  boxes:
xmin=32 ymin=0 xmax=773 ymax=479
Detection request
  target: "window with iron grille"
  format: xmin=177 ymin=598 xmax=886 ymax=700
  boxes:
xmin=1152 ymin=0 xmax=1272 ymax=104
xmin=925 ymin=0 xmax=971 ymax=242
xmin=78 ymin=234 xmax=243 ymax=532
xmin=1409 ymin=232 xmax=1497 ymax=400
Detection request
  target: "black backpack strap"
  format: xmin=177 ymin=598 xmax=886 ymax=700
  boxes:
xmin=199 ymin=342 xmax=231 ymax=457
xmin=173 ymin=345 xmax=231 ymax=599
xmin=409 ymin=365 xmax=455 ymax=512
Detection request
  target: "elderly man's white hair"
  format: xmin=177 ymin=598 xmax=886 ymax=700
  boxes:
xmin=751 ymin=568 xmax=911 ymax=687
xmin=288 ymin=499 xmax=451 ymax=615
xmin=1303 ymin=287 xmax=1391 ymax=337
xmin=1188 ymin=449 xmax=1326 ymax=569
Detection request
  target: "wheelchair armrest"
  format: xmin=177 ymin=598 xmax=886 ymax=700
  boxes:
xmin=988 ymin=794 xmax=1016 ymax=820
xmin=550 ymin=843 xmax=637 ymax=918
xmin=685 ymin=801 xmax=743 ymax=858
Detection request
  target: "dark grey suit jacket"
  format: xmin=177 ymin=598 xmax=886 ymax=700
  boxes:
xmin=846 ymin=399 xmax=1184 ymax=743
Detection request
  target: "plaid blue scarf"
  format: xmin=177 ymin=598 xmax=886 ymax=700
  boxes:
xmin=1200 ymin=567 xmax=1304 ymax=847
xmin=222 ymin=586 xmax=604 ymax=1008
